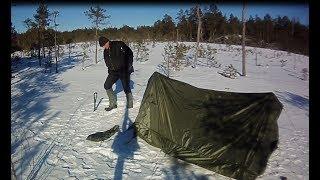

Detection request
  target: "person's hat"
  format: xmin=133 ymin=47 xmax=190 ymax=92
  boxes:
xmin=99 ymin=36 xmax=109 ymax=47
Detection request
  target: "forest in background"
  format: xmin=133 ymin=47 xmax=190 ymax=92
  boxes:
xmin=11 ymin=4 xmax=309 ymax=56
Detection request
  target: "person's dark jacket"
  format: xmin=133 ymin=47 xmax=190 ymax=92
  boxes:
xmin=103 ymin=41 xmax=134 ymax=74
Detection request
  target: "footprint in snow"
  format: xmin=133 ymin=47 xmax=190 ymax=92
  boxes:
xmin=82 ymin=163 xmax=92 ymax=169
xmin=46 ymin=158 xmax=58 ymax=166
xmin=129 ymin=168 xmax=142 ymax=173
xmin=77 ymin=97 xmax=84 ymax=101
xmin=34 ymin=136 xmax=44 ymax=142
xmin=293 ymin=160 xmax=302 ymax=165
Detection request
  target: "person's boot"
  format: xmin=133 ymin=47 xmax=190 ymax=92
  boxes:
xmin=105 ymin=88 xmax=117 ymax=111
xmin=126 ymin=92 xmax=133 ymax=108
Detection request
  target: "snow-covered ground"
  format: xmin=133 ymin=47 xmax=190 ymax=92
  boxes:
xmin=11 ymin=41 xmax=309 ymax=179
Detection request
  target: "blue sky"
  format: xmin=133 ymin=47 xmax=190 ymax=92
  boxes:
xmin=11 ymin=3 xmax=309 ymax=34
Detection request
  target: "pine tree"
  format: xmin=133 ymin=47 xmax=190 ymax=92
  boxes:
xmin=66 ymin=38 xmax=73 ymax=60
xmin=11 ymin=23 xmax=20 ymax=54
xmin=228 ymin=14 xmax=240 ymax=35
xmin=22 ymin=18 xmax=39 ymax=57
xmin=202 ymin=4 xmax=219 ymax=42
xmin=81 ymin=42 xmax=90 ymax=70
xmin=162 ymin=14 xmax=176 ymax=40
xmin=85 ymin=5 xmax=110 ymax=64
xmin=161 ymin=42 xmax=175 ymax=77
xmin=43 ymin=29 xmax=54 ymax=72
xmin=263 ymin=14 xmax=273 ymax=43
xmin=186 ymin=7 xmax=199 ymax=41
xmin=34 ymin=1 xmax=50 ymax=65
xmin=176 ymin=9 xmax=188 ymax=41
xmin=133 ymin=39 xmax=149 ymax=62
xmin=172 ymin=43 xmax=187 ymax=70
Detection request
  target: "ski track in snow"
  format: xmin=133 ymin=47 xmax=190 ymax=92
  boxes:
xmin=11 ymin=42 xmax=309 ymax=179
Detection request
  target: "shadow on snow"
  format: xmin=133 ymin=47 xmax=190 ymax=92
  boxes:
xmin=162 ymin=156 xmax=210 ymax=180
xmin=11 ymin=53 xmax=82 ymax=177
xmin=275 ymin=91 xmax=309 ymax=111
xmin=111 ymin=107 xmax=139 ymax=179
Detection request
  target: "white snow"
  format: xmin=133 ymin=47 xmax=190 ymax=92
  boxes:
xmin=11 ymin=41 xmax=309 ymax=179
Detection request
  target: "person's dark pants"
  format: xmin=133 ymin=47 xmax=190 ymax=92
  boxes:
xmin=104 ymin=72 xmax=131 ymax=94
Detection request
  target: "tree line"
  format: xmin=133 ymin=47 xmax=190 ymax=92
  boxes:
xmin=12 ymin=3 xmax=309 ymax=56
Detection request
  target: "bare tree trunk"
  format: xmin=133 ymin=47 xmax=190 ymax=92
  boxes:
xmin=49 ymin=48 xmax=51 ymax=60
xmin=41 ymin=28 xmax=45 ymax=59
xmin=54 ymin=14 xmax=58 ymax=73
xmin=69 ymin=43 xmax=71 ymax=60
xmin=42 ymin=41 xmax=45 ymax=58
xmin=242 ymin=1 xmax=246 ymax=76
xmin=194 ymin=5 xmax=201 ymax=68
xmin=255 ymin=50 xmax=258 ymax=66
xmin=55 ymin=34 xmax=57 ymax=73
xmin=38 ymin=28 xmax=41 ymax=66
xmin=95 ymin=32 xmax=98 ymax=64
xmin=176 ymin=29 xmax=179 ymax=42
xmin=42 ymin=47 xmax=45 ymax=58
xmin=95 ymin=22 xmax=98 ymax=64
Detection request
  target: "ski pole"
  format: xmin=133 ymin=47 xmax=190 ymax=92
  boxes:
xmin=93 ymin=92 xmax=97 ymax=111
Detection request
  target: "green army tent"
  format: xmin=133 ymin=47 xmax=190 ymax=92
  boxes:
xmin=133 ymin=72 xmax=283 ymax=180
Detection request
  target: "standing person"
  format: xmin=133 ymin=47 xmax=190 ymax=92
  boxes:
xmin=99 ymin=36 xmax=134 ymax=111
